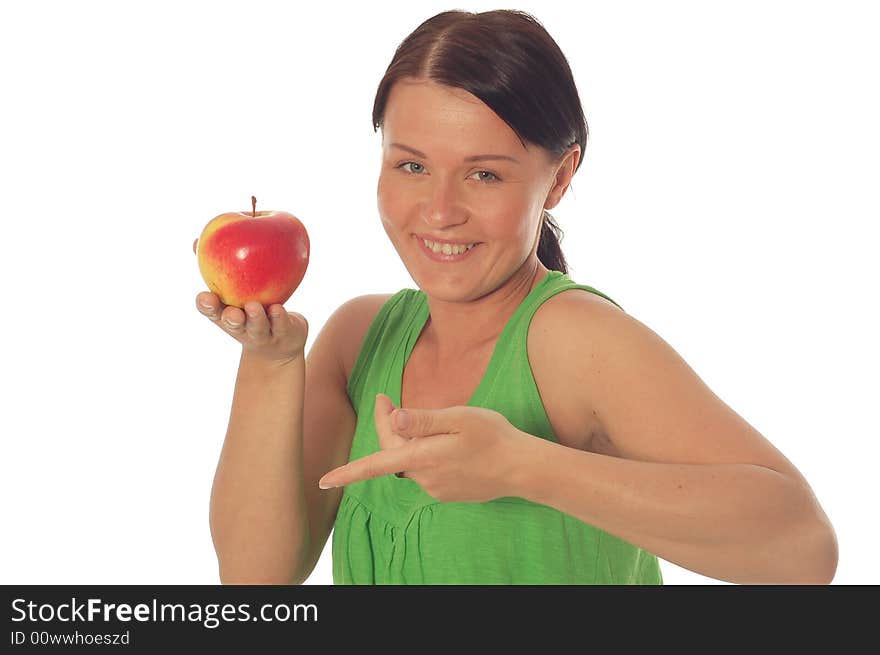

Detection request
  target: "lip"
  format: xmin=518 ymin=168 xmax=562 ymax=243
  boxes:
xmin=415 ymin=233 xmax=481 ymax=246
xmin=415 ymin=234 xmax=481 ymax=263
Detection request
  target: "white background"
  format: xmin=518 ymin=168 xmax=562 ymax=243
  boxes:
xmin=1 ymin=0 xmax=877 ymax=585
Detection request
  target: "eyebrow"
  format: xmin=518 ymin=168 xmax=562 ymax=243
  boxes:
xmin=390 ymin=142 xmax=521 ymax=164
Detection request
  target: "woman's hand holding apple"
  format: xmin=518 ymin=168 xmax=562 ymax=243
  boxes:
xmin=194 ymin=257 xmax=309 ymax=369
xmin=195 ymin=291 xmax=308 ymax=366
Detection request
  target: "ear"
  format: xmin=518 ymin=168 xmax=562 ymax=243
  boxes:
xmin=543 ymin=144 xmax=581 ymax=211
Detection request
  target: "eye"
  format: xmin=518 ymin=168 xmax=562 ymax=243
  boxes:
xmin=471 ymin=170 xmax=500 ymax=183
xmin=395 ymin=161 xmax=501 ymax=183
xmin=397 ymin=161 xmax=425 ymax=175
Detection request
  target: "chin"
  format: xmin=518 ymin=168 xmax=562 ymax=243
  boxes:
xmin=414 ymin=271 xmax=490 ymax=304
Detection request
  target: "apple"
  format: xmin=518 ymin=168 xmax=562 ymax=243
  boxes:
xmin=195 ymin=196 xmax=309 ymax=308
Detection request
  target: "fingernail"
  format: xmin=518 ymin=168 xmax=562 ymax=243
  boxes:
xmin=318 ymin=479 xmax=335 ymax=489
xmin=394 ymin=410 xmax=410 ymax=430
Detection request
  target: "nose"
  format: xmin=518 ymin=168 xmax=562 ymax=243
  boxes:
xmin=421 ymin=176 xmax=467 ymax=228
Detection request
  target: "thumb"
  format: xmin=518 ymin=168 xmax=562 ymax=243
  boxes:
xmin=374 ymin=393 xmax=409 ymax=450
xmin=288 ymin=311 xmax=308 ymax=332
xmin=391 ymin=405 xmax=456 ymax=437
xmin=376 ymin=392 xmax=395 ymax=417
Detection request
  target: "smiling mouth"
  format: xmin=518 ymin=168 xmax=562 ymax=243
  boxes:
xmin=414 ymin=235 xmax=482 ymax=262
xmin=420 ymin=237 xmax=478 ymax=255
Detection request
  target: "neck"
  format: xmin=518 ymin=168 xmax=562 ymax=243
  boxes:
xmin=420 ymin=257 xmax=550 ymax=361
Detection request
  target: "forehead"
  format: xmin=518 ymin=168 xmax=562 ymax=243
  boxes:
xmin=382 ymin=79 xmax=528 ymax=155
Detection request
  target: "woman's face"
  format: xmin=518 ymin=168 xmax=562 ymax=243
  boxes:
xmin=377 ymin=78 xmax=577 ymax=302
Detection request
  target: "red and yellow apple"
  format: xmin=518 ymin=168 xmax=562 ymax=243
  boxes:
xmin=195 ymin=197 xmax=309 ymax=308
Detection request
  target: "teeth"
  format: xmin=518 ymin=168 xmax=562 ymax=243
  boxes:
xmin=422 ymin=239 xmax=477 ymax=255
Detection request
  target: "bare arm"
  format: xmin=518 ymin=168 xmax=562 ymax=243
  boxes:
xmin=200 ymin=290 xmax=385 ymax=584
xmin=513 ymin=440 xmax=837 ymax=584
xmin=518 ymin=292 xmax=838 ymax=584
xmin=209 ymin=351 xmax=309 ymax=584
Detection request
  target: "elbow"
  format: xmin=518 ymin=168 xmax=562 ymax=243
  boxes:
xmin=747 ymin=525 xmax=837 ymax=585
xmin=750 ymin=497 xmax=838 ymax=585
xmin=218 ymin=564 xmax=304 ymax=586
xmin=209 ymin=521 xmax=314 ymax=585
xmin=808 ymin=504 xmax=839 ymax=585
xmin=781 ymin=480 xmax=838 ymax=585
xmin=813 ymin=525 xmax=839 ymax=585
xmin=790 ymin=514 xmax=839 ymax=585
xmin=216 ymin=554 xmax=308 ymax=585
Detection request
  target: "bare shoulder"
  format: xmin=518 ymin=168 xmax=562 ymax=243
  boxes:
xmin=322 ymin=293 xmax=395 ymax=384
xmin=529 ymin=283 xmax=671 ymax=373
xmin=528 ymin=287 xmax=626 ymax=368
xmin=528 ymin=287 xmax=806 ymax=483
xmin=527 ymin=288 xmax=626 ymax=453
xmin=528 ymin=284 xmax=650 ymax=377
xmin=537 ymin=286 xmax=625 ymax=317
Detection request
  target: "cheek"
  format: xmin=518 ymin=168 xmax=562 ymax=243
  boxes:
xmin=481 ymin=194 xmax=538 ymax=240
xmin=377 ymin=170 xmax=408 ymax=224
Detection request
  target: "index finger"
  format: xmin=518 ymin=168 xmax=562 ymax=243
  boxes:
xmin=195 ymin=291 xmax=223 ymax=314
xmin=318 ymin=448 xmax=412 ymax=489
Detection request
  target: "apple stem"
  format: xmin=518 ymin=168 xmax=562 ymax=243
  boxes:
xmin=251 ymin=196 xmax=257 ymax=217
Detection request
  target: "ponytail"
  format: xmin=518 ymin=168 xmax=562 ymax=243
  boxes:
xmin=536 ymin=210 xmax=568 ymax=274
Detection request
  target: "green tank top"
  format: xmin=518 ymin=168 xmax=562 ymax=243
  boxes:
xmin=332 ymin=270 xmax=663 ymax=584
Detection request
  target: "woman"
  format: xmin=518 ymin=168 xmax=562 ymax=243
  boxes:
xmin=198 ymin=10 xmax=837 ymax=585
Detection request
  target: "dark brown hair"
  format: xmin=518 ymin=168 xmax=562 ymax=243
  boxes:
xmin=372 ymin=9 xmax=589 ymax=274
